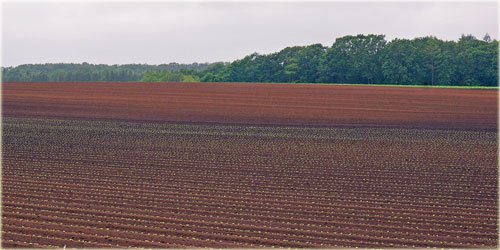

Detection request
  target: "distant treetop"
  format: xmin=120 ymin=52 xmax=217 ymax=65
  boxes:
xmin=2 ymin=34 xmax=497 ymax=86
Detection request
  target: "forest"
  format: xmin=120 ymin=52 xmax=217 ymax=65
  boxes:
xmin=2 ymin=34 xmax=498 ymax=86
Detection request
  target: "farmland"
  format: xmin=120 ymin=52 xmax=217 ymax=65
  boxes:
xmin=3 ymin=82 xmax=498 ymax=129
xmin=2 ymin=82 xmax=498 ymax=248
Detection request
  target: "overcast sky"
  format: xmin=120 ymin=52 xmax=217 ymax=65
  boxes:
xmin=2 ymin=1 xmax=498 ymax=66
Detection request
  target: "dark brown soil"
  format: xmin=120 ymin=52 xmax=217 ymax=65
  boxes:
xmin=3 ymin=82 xmax=497 ymax=130
xmin=2 ymin=82 xmax=498 ymax=248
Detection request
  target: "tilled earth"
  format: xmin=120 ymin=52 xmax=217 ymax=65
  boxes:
xmin=1 ymin=83 xmax=498 ymax=248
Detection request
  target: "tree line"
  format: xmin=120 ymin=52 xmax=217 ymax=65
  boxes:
xmin=1 ymin=62 xmax=213 ymax=82
xmin=2 ymin=34 xmax=498 ymax=86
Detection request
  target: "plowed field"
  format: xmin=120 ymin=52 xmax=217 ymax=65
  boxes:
xmin=3 ymin=82 xmax=497 ymax=129
xmin=2 ymin=82 xmax=498 ymax=248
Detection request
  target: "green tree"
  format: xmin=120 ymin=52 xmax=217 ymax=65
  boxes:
xmin=321 ymin=34 xmax=386 ymax=84
xmin=380 ymin=38 xmax=418 ymax=85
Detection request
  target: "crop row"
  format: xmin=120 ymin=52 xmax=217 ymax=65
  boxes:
xmin=2 ymin=118 xmax=497 ymax=248
xmin=5 ymin=155 xmax=496 ymax=194
xmin=3 ymin=179 xmax=497 ymax=228
xmin=4 ymin=167 xmax=496 ymax=210
xmin=3 ymin=189 xmax=497 ymax=245
xmin=4 ymin=202 xmax=491 ymax=248
xmin=4 ymin=155 xmax=497 ymax=202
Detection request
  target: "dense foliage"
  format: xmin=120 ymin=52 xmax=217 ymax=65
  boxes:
xmin=2 ymin=34 xmax=498 ymax=86
xmin=202 ymin=34 xmax=498 ymax=86
xmin=1 ymin=62 xmax=212 ymax=82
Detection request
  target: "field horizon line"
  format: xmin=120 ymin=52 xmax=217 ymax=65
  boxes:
xmin=2 ymin=81 xmax=498 ymax=90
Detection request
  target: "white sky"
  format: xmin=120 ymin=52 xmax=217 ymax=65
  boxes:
xmin=1 ymin=0 xmax=498 ymax=66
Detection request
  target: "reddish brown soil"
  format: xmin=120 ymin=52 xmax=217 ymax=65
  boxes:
xmin=2 ymin=82 xmax=497 ymax=130
xmin=1 ymin=82 xmax=498 ymax=248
